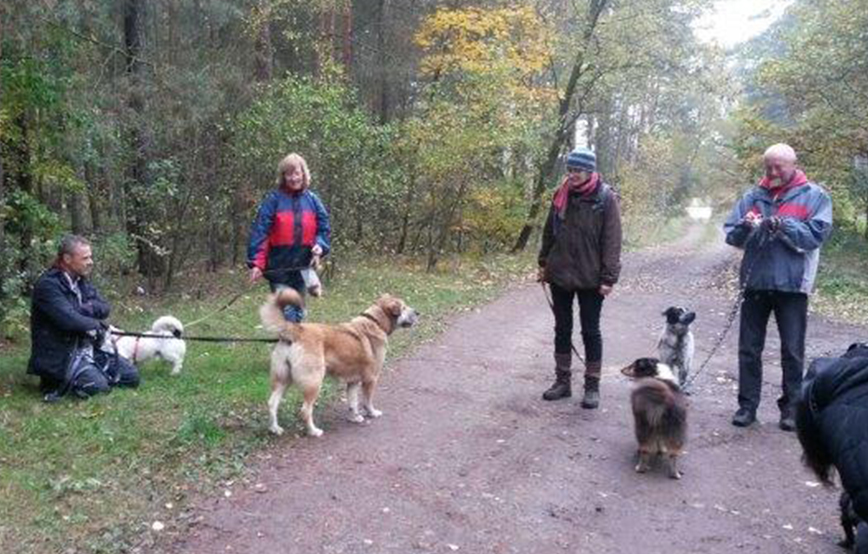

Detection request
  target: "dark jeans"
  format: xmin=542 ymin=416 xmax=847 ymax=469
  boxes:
xmin=42 ymin=347 xmax=139 ymax=401
xmin=550 ymin=282 xmax=604 ymax=364
xmin=269 ymin=275 xmax=306 ymax=323
xmin=737 ymin=290 xmax=807 ymax=414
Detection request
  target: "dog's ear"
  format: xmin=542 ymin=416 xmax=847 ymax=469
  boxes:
xmin=662 ymin=307 xmax=675 ymax=317
xmin=682 ymin=311 xmax=696 ymax=325
xmin=379 ymin=294 xmax=402 ymax=317
xmin=620 ymin=361 xmax=637 ymax=378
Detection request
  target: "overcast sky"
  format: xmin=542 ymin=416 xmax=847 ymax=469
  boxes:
xmin=693 ymin=0 xmax=795 ymax=48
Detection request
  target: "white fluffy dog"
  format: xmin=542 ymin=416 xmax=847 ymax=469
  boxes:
xmin=104 ymin=316 xmax=187 ymax=374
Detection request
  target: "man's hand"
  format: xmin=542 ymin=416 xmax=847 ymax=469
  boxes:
xmin=599 ymin=284 xmax=614 ymax=297
xmin=249 ymin=267 xmax=263 ymax=283
xmin=311 ymin=244 xmax=323 ymax=257
xmin=761 ymin=215 xmax=782 ymax=233
xmin=742 ymin=211 xmax=763 ymax=228
xmin=536 ymin=266 xmax=547 ymax=283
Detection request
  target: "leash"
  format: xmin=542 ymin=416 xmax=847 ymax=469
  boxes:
xmin=540 ymin=282 xmax=586 ymax=366
xmin=181 ymin=262 xmax=317 ymax=329
xmin=109 ymin=330 xmax=278 ymax=344
xmin=681 ymin=230 xmax=771 ymax=393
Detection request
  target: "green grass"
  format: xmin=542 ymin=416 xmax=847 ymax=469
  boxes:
xmin=0 ymin=253 xmax=534 ymax=554
xmin=812 ymin=228 xmax=868 ymax=326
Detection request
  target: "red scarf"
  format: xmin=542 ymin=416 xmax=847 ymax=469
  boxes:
xmin=552 ymin=172 xmax=600 ymax=219
xmin=759 ymin=169 xmax=808 ymax=200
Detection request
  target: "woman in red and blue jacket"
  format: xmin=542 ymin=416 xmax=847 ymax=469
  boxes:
xmin=247 ymin=153 xmax=331 ymax=322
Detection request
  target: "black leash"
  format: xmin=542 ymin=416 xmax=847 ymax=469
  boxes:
xmin=181 ymin=262 xmax=316 ymax=329
xmin=109 ymin=330 xmax=278 ymax=344
xmin=540 ymin=282 xmax=586 ymax=366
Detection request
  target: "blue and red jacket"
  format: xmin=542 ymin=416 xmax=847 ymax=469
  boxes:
xmin=247 ymin=188 xmax=331 ymax=285
xmin=724 ymin=177 xmax=832 ymax=294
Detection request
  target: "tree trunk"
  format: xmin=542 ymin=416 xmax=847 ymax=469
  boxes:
xmin=396 ymin=173 xmax=416 ymax=254
xmin=13 ymin=114 xmax=33 ymax=275
xmin=69 ymin=190 xmax=87 ymax=235
xmin=376 ymin=0 xmax=390 ymax=124
xmin=124 ymin=0 xmax=161 ymax=277
xmin=342 ymin=1 xmax=353 ymax=76
xmin=512 ymin=0 xmax=609 ymax=252
xmin=253 ymin=0 xmax=273 ymax=83
xmin=0 ymin=6 xmax=5 ymax=300
xmin=84 ymin=161 xmax=103 ymax=234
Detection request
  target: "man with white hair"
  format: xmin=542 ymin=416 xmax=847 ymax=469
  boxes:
xmin=724 ymin=143 xmax=832 ymax=430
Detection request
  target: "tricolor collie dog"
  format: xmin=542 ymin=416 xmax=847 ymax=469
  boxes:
xmin=260 ymin=288 xmax=418 ymax=437
xmin=658 ymin=306 xmax=696 ymax=387
xmin=104 ymin=316 xmax=186 ymax=374
xmin=621 ymin=357 xmax=688 ymax=479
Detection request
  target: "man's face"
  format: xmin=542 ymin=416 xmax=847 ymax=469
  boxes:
xmin=63 ymin=244 xmax=94 ymax=278
xmin=764 ymin=156 xmax=796 ymax=186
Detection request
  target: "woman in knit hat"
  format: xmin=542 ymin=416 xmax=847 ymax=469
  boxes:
xmin=537 ymin=147 xmax=622 ymax=408
xmin=247 ymin=153 xmax=331 ymax=322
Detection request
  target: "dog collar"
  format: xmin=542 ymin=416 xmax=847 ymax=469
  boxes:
xmin=359 ymin=312 xmax=385 ymax=331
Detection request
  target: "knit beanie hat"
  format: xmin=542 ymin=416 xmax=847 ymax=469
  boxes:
xmin=566 ymin=148 xmax=596 ymax=172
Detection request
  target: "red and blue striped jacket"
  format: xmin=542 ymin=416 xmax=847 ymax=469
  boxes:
xmin=724 ymin=179 xmax=832 ymax=294
xmin=247 ymin=188 xmax=331 ymax=284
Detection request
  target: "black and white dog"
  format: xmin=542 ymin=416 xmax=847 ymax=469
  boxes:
xmin=658 ymin=306 xmax=696 ymax=387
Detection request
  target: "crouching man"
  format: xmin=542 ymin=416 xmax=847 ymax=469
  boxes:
xmin=27 ymin=235 xmax=140 ymax=401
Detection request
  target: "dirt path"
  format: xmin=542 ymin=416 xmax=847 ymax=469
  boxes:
xmin=169 ymin=223 xmax=865 ymax=554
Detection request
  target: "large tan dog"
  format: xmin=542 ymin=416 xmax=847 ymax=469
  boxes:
xmin=260 ymin=289 xmax=419 ymax=437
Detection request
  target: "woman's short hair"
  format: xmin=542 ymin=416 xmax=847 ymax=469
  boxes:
xmin=276 ymin=153 xmax=311 ymax=189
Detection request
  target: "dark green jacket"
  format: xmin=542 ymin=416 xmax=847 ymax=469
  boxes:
xmin=538 ymin=183 xmax=622 ymax=290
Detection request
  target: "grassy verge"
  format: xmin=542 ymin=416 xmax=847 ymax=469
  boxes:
xmin=812 ymin=228 xmax=868 ymax=327
xmin=0 ymin=252 xmax=534 ymax=554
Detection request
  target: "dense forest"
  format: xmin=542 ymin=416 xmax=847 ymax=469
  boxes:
xmin=1 ymin=0 xmax=866 ymax=336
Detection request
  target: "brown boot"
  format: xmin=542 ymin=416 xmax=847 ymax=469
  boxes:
xmin=543 ymin=353 xmax=572 ymax=401
xmin=581 ymin=361 xmax=602 ymax=409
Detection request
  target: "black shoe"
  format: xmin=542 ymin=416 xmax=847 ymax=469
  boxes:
xmin=732 ymin=408 xmax=756 ymax=427
xmin=542 ymin=379 xmax=571 ymax=401
xmin=580 ymin=389 xmax=599 ymax=409
xmin=779 ymin=413 xmax=796 ymax=432
xmin=580 ymin=377 xmax=600 ymax=409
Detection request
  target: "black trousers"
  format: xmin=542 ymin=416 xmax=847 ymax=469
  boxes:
xmin=550 ymin=282 xmax=604 ymax=364
xmin=737 ymin=290 xmax=807 ymax=414
xmin=43 ymin=348 xmax=140 ymax=401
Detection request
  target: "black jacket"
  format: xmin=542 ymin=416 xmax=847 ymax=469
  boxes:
xmin=802 ymin=345 xmax=868 ymax=522
xmin=27 ymin=268 xmax=110 ymax=382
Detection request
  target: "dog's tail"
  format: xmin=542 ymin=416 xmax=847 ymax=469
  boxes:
xmin=151 ymin=315 xmax=184 ymax=338
xmin=259 ymin=288 xmax=304 ymax=333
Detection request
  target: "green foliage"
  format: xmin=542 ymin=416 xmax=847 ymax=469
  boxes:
xmin=230 ymin=76 xmax=403 ymax=250
xmin=732 ymin=0 xmax=868 ymax=233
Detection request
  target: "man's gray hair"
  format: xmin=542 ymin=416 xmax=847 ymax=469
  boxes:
xmin=763 ymin=143 xmax=797 ymax=162
xmin=57 ymin=234 xmax=91 ymax=258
